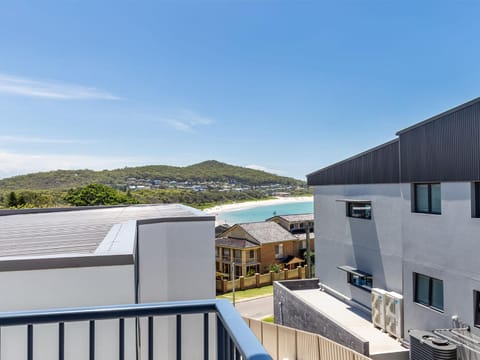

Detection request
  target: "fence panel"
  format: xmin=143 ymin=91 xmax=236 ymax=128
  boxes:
xmin=245 ymin=317 xmax=371 ymax=360
xmin=261 ymin=322 xmax=278 ymax=360
xmin=243 ymin=276 xmax=257 ymax=289
xmin=277 ymin=324 xmax=296 ymax=360
xmin=297 ymin=329 xmax=320 ymax=360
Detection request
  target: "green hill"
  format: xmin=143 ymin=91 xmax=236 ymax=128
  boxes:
xmin=0 ymin=160 xmax=305 ymax=191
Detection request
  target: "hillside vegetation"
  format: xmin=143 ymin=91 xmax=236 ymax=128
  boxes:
xmin=0 ymin=161 xmax=310 ymax=209
xmin=0 ymin=160 xmax=304 ymax=191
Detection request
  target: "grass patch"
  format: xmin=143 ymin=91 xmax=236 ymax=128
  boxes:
xmin=217 ymin=285 xmax=273 ymax=301
xmin=262 ymin=315 xmax=274 ymax=323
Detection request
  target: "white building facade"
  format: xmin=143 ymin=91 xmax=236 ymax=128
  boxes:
xmin=308 ymin=98 xmax=480 ymax=337
xmin=0 ymin=204 xmax=215 ymax=359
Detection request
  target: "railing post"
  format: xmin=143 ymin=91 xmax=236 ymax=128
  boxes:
xmin=27 ymin=324 xmax=33 ymax=360
xmin=59 ymin=322 xmax=64 ymax=360
xmin=119 ymin=318 xmax=124 ymax=360
xmin=89 ymin=320 xmax=95 ymax=360
xmin=203 ymin=313 xmax=209 ymax=360
xmin=176 ymin=314 xmax=182 ymax=360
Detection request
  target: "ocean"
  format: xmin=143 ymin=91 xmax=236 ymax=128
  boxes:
xmin=218 ymin=200 xmax=313 ymax=224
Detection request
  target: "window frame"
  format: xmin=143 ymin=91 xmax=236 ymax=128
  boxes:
xmin=275 ymin=244 xmax=284 ymax=259
xmin=413 ymin=183 xmax=441 ymax=215
xmin=414 ymin=272 xmax=444 ymax=312
xmin=346 ymin=201 xmax=372 ymax=220
xmin=471 ymin=182 xmax=480 ymax=218
xmin=347 ymin=272 xmax=373 ymax=292
xmin=475 ymin=290 xmax=480 ymax=328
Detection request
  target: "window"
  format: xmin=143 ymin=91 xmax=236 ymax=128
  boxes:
xmin=472 ymin=182 xmax=480 ymax=218
xmin=414 ymin=273 xmax=444 ymax=311
xmin=337 ymin=266 xmax=372 ymax=291
xmin=346 ymin=201 xmax=372 ymax=219
xmin=348 ymin=273 xmax=373 ymax=290
xmin=414 ymin=183 xmax=441 ymax=214
xmin=275 ymin=244 xmax=284 ymax=259
xmin=234 ymin=250 xmax=241 ymax=260
xmin=475 ymin=291 xmax=480 ymax=327
xmin=249 ymin=250 xmax=255 ymax=259
xmin=223 ymin=248 xmax=230 ymax=257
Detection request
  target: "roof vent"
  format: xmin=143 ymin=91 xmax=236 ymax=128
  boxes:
xmin=409 ymin=330 xmax=457 ymax=360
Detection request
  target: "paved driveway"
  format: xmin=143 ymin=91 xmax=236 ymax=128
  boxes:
xmin=234 ymin=295 xmax=273 ymax=320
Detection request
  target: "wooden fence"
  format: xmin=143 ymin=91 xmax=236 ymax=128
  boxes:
xmin=244 ymin=317 xmax=371 ymax=360
xmin=216 ymin=266 xmax=308 ymax=293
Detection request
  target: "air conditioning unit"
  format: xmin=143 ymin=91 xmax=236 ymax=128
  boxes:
xmin=385 ymin=291 xmax=403 ymax=339
xmin=409 ymin=330 xmax=457 ymax=360
xmin=371 ymin=288 xmax=387 ymax=331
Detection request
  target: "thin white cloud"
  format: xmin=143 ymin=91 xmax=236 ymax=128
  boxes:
xmin=161 ymin=110 xmax=214 ymax=132
xmin=0 ymin=151 xmax=148 ymax=179
xmin=0 ymin=73 xmax=120 ymax=100
xmin=246 ymin=164 xmax=284 ymax=175
xmin=0 ymin=135 xmax=93 ymax=145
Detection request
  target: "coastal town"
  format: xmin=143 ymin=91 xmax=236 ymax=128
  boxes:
xmin=1 ymin=1 xmax=478 ymax=359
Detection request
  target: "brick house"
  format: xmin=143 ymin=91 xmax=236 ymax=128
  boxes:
xmin=215 ymin=214 xmax=314 ymax=278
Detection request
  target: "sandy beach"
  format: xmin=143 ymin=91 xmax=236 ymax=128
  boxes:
xmin=203 ymin=196 xmax=313 ymax=225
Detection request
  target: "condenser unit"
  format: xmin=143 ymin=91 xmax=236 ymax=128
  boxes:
xmin=409 ymin=330 xmax=457 ymax=360
xmin=384 ymin=291 xmax=404 ymax=339
xmin=371 ymin=288 xmax=387 ymax=331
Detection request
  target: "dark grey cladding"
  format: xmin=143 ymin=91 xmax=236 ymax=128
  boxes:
xmin=398 ymin=98 xmax=480 ymax=182
xmin=307 ymin=139 xmax=400 ymax=185
xmin=307 ymin=97 xmax=480 ymax=185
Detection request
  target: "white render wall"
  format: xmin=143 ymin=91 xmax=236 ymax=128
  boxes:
xmin=0 ymin=264 xmax=136 ymax=360
xmin=314 ymin=181 xmax=480 ymax=337
xmin=401 ymin=182 xmax=480 ymax=335
xmin=137 ymin=219 xmax=215 ymax=360
xmin=314 ymin=184 xmax=403 ymax=308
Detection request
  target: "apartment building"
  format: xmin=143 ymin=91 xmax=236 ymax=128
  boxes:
xmin=307 ymin=97 xmax=480 ymax=336
xmin=216 ymin=214 xmax=314 ymax=277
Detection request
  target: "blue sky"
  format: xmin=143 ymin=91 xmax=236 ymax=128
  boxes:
xmin=1 ymin=0 xmax=479 ymax=180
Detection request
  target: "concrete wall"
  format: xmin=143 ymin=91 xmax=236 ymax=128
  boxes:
xmin=273 ymin=280 xmax=370 ymax=355
xmin=137 ymin=219 xmax=215 ymax=360
xmin=313 ymin=184 xmax=403 ymax=308
xmin=401 ymin=182 xmax=480 ymax=335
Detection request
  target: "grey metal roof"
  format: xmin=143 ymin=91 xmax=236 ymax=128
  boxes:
xmin=238 ymin=222 xmax=297 ymax=244
xmin=396 ymin=97 xmax=480 ymax=135
xmin=0 ymin=204 xmax=210 ymax=259
xmin=307 ymin=139 xmax=400 ymax=186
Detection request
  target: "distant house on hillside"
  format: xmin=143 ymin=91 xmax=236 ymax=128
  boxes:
xmin=215 ymin=214 xmax=314 ymax=278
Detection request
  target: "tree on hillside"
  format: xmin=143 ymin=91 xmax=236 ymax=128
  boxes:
xmin=6 ymin=192 xmax=18 ymax=208
xmin=64 ymin=184 xmax=138 ymax=206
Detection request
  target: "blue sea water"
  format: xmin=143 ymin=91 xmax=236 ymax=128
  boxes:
xmin=218 ymin=200 xmax=313 ymax=224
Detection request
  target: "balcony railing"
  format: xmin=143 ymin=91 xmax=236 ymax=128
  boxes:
xmin=0 ymin=299 xmax=271 ymax=360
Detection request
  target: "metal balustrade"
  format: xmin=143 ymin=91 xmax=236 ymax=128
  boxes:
xmin=0 ymin=299 xmax=271 ymax=360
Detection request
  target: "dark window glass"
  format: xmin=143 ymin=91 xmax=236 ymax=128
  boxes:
xmin=431 ymin=278 xmax=444 ymax=310
xmin=414 ymin=183 xmax=441 ymax=214
xmin=431 ymin=184 xmax=441 ymax=214
xmin=415 ymin=185 xmax=430 ymax=213
xmin=249 ymin=250 xmax=255 ymax=259
xmin=347 ymin=202 xmax=372 ymax=219
xmin=473 ymin=183 xmax=480 ymax=218
xmin=347 ymin=272 xmax=372 ymax=291
xmin=414 ymin=273 xmax=444 ymax=311
xmin=475 ymin=291 xmax=480 ymax=327
xmin=415 ymin=274 xmax=430 ymax=306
